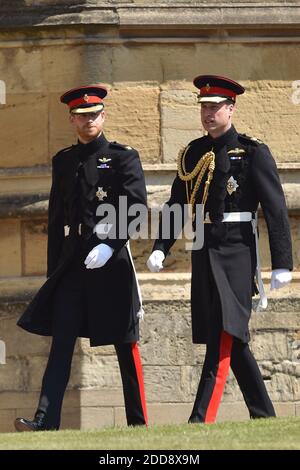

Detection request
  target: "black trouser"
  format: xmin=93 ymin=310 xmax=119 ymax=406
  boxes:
xmin=189 ymin=290 xmax=275 ymax=423
xmin=36 ymin=263 xmax=147 ymax=429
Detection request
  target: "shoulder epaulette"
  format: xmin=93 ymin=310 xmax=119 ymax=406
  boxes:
xmin=55 ymin=145 xmax=74 ymax=156
xmin=109 ymin=141 xmax=134 ymax=151
xmin=239 ymin=134 xmax=264 ymax=145
xmin=53 ymin=145 xmax=74 ymax=161
xmin=188 ymin=135 xmax=208 ymax=147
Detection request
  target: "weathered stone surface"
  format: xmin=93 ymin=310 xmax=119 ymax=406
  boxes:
xmin=80 ymin=406 xmax=114 ymax=430
xmin=104 ymin=85 xmax=161 ymax=164
xmin=234 ymin=80 xmax=300 ymax=164
xmin=140 ymin=311 xmax=202 ymax=367
xmin=0 ymin=219 xmax=22 ymax=277
xmin=68 ymin=354 xmax=123 ymax=390
xmin=143 ymin=365 xmax=185 ymax=403
xmin=22 ymin=219 xmax=47 ymax=275
xmin=0 ymin=410 xmax=16 ymax=433
xmin=1 ymin=316 xmax=50 ymax=356
xmin=259 ymin=215 xmax=300 ymax=271
xmin=251 ymin=332 xmax=289 ymax=362
xmin=0 ymin=94 xmax=48 ymax=168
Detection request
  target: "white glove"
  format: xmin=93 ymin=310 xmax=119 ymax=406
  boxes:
xmin=270 ymin=268 xmax=292 ymax=290
xmin=84 ymin=243 xmax=114 ymax=269
xmin=147 ymin=250 xmax=165 ymax=273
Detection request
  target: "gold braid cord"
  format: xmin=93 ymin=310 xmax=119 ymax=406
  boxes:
xmin=177 ymin=145 xmax=215 ymax=215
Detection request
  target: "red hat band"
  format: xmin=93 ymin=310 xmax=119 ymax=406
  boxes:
xmin=68 ymin=95 xmax=103 ymax=109
xmin=200 ymin=86 xmax=236 ymax=99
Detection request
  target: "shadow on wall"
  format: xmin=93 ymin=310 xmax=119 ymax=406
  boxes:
xmin=0 ymin=0 xmax=86 ymax=27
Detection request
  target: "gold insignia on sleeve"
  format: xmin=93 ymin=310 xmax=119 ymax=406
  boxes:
xmin=98 ymin=157 xmax=111 ymax=163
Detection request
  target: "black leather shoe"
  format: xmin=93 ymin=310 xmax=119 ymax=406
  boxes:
xmin=188 ymin=415 xmax=203 ymax=424
xmin=14 ymin=413 xmax=58 ymax=432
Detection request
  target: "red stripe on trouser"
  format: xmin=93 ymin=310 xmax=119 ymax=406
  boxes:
xmin=131 ymin=342 xmax=148 ymax=425
xmin=204 ymin=331 xmax=233 ymax=423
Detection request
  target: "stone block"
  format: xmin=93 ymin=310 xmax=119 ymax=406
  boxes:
xmin=22 ymin=219 xmax=47 ymax=276
xmin=0 ymin=410 xmax=16 ymax=433
xmin=1 ymin=316 xmax=51 ymax=356
xmin=78 ymin=340 xmax=115 ymax=356
xmin=234 ymin=80 xmax=300 ymax=163
xmin=0 ymin=391 xmax=39 ymax=410
xmin=69 ymin=353 xmax=122 ymax=389
xmin=264 ymin=372 xmax=300 ymax=402
xmin=48 ymin=92 xmax=76 ymax=159
xmin=114 ymin=406 xmax=127 ymax=426
xmin=258 ymin=216 xmax=300 ymax=271
xmin=0 ymin=93 xmax=48 ymax=167
xmin=273 ymin=402 xmax=296 ymax=417
xmin=140 ymin=312 xmax=199 ymax=367
xmin=0 ymin=357 xmax=29 ymax=392
xmin=250 ymin=312 xmax=300 ymax=331
xmin=60 ymin=407 xmax=81 ymax=430
xmin=0 ymin=46 xmax=44 ymax=93
xmin=80 ymin=406 xmax=114 ymax=430
xmin=251 ymin=332 xmax=288 ymax=362
xmin=41 ymin=44 xmax=110 ymax=93
xmin=78 ymin=388 xmax=124 ymax=408
xmin=162 ymin=128 xmax=201 ymax=164
xmin=104 ymin=85 xmax=160 ymax=164
xmin=217 ymin=402 xmax=249 ymax=422
xmin=143 ymin=365 xmax=185 ymax=402
xmin=160 ymin=89 xmax=201 ymax=163
xmin=0 ymin=219 xmax=21 ymax=277
xmin=146 ymin=403 xmax=193 ymax=425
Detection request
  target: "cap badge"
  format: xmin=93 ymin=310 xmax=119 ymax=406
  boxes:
xmin=83 ymin=94 xmax=89 ymax=102
xmin=205 ymin=83 xmax=210 ymax=91
xmin=227 ymin=176 xmax=239 ymax=195
xmin=96 ymin=187 xmax=107 ymax=201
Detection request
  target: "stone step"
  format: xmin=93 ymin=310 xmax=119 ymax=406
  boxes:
xmin=0 ymin=272 xmax=300 ymax=304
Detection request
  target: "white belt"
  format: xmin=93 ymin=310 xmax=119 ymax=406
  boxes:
xmin=204 ymin=211 xmax=253 ymax=223
xmin=64 ymin=223 xmax=112 ymax=237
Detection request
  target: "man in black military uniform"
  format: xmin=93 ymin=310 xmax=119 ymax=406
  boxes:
xmin=15 ymin=85 xmax=148 ymax=431
xmin=147 ymin=75 xmax=293 ymax=423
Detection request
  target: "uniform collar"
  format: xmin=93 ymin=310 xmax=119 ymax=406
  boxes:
xmin=207 ymin=125 xmax=237 ymax=150
xmin=77 ymin=133 xmax=109 ymax=160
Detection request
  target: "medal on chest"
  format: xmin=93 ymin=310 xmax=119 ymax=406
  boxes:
xmin=96 ymin=187 xmax=107 ymax=201
xmin=227 ymin=176 xmax=239 ymax=195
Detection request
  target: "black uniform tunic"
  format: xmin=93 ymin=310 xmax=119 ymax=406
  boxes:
xmin=17 ymin=133 xmax=147 ymax=346
xmin=154 ymin=126 xmax=293 ymax=344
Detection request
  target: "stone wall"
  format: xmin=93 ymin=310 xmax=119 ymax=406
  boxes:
xmin=0 ymin=1 xmax=300 ymax=431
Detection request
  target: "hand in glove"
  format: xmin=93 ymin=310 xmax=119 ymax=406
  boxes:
xmin=84 ymin=243 xmax=114 ymax=269
xmin=147 ymin=250 xmax=165 ymax=273
xmin=270 ymin=268 xmax=292 ymax=290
